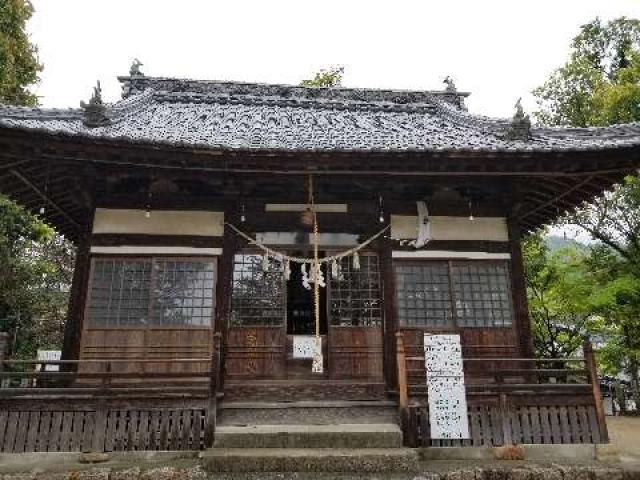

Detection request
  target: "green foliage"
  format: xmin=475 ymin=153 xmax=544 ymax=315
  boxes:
xmin=0 ymin=0 xmax=42 ymax=106
xmin=300 ymin=66 xmax=344 ymax=87
xmin=0 ymin=195 xmax=74 ymax=358
xmin=533 ymin=17 xmax=640 ymax=127
xmin=523 ymin=233 xmax=599 ymax=358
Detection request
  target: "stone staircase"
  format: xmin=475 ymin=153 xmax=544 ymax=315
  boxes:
xmin=202 ymin=400 xmax=419 ymax=473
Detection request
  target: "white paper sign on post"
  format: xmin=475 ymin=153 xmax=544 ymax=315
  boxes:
xmin=424 ymin=334 xmax=470 ymax=439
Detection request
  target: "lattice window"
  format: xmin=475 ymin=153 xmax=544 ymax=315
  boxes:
xmin=451 ymin=261 xmax=513 ymax=327
xmin=153 ymin=260 xmax=216 ymax=326
xmin=87 ymin=258 xmax=215 ymax=327
xmin=394 ymin=260 xmax=513 ymax=328
xmin=88 ymin=259 xmax=152 ymax=326
xmin=329 ymin=253 xmax=382 ymax=327
xmin=395 ymin=262 xmax=453 ymax=327
xmin=231 ymin=253 xmax=285 ymax=326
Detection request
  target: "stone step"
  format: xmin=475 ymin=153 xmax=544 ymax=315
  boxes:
xmin=214 ymin=423 xmax=403 ymax=449
xmin=218 ymin=400 xmax=398 ymax=426
xmin=201 ymin=448 xmax=419 ymax=473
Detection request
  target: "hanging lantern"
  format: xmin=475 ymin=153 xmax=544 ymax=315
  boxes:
xmin=262 ymin=253 xmax=269 ymax=272
xmin=353 ymin=251 xmax=360 ymax=270
xmin=378 ymin=195 xmax=384 ymax=223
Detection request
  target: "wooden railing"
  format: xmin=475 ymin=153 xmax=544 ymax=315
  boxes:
xmin=0 ymin=333 xmax=222 ymax=453
xmin=395 ymin=332 xmax=609 ymax=447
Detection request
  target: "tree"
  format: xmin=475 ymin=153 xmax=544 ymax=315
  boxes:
xmin=533 ymin=17 xmax=640 ymax=127
xmin=0 ymin=2 xmax=72 ymax=359
xmin=0 ymin=195 xmax=74 ymax=358
xmin=300 ymin=66 xmax=344 ymax=87
xmin=0 ymin=0 xmax=42 ymax=106
xmin=523 ymin=233 xmax=598 ymax=358
xmin=532 ymin=17 xmax=640 ymax=411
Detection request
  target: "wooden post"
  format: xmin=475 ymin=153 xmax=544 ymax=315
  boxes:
xmin=507 ymin=216 xmax=534 ymax=358
xmin=396 ymin=332 xmax=408 ymax=411
xmin=204 ymin=332 xmax=221 ymax=448
xmin=499 ymin=393 xmax=512 ymax=445
xmin=396 ymin=331 xmax=412 ymax=445
xmin=584 ymin=339 xmax=609 ymax=443
xmin=91 ymin=362 xmax=111 ymax=452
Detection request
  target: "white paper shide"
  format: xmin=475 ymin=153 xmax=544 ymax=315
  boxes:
xmin=424 ymin=334 xmax=470 ymax=439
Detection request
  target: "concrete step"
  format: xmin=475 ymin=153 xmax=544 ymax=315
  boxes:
xmin=214 ymin=423 xmax=403 ymax=449
xmin=218 ymin=400 xmax=398 ymax=426
xmin=201 ymin=448 xmax=419 ymax=473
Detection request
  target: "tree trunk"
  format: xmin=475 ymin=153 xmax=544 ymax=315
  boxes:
xmin=629 ymin=355 xmax=640 ymax=414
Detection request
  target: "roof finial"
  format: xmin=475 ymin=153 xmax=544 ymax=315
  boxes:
xmin=80 ymin=81 xmax=110 ymax=127
xmin=507 ymin=98 xmax=531 ymax=141
xmin=443 ymin=76 xmax=457 ymax=93
xmin=130 ymin=58 xmax=144 ymax=77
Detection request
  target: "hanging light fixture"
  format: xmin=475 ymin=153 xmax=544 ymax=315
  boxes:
xmin=145 ymin=187 xmax=152 ymax=219
xmin=40 ymin=159 xmax=51 ymax=215
xmin=240 ymin=202 xmax=246 ymax=223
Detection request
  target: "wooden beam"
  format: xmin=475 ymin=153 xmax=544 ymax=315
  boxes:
xmin=9 ymin=169 xmax=81 ymax=230
xmin=521 ymin=176 xmax=596 ymax=220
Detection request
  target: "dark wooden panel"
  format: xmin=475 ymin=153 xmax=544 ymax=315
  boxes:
xmin=401 ymin=327 xmax=519 ymax=388
xmin=405 ymin=401 xmax=603 ymax=447
xmin=328 ymin=326 xmax=383 ymax=380
xmin=225 ymin=326 xmax=286 ymax=379
xmin=80 ymin=327 xmax=212 ymax=377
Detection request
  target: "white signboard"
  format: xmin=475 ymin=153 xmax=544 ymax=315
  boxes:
xmin=36 ymin=350 xmax=61 ymax=372
xmin=424 ymin=334 xmax=470 ymax=439
xmin=292 ymin=335 xmax=316 ymax=359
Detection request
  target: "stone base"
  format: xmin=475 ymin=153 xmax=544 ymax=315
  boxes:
xmin=214 ymin=423 xmax=403 ymax=449
xmin=200 ymin=448 xmax=420 ymax=473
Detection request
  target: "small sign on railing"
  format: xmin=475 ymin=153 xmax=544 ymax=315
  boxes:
xmin=424 ymin=334 xmax=470 ymax=439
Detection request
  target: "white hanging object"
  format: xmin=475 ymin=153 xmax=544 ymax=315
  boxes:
xmin=331 ymin=259 xmax=339 ymax=279
xmin=262 ymin=254 xmax=269 ymax=272
xmin=284 ymin=259 xmax=291 ymax=280
xmin=353 ymin=251 xmax=360 ymax=270
xmin=411 ymin=201 xmax=431 ymax=248
xmin=312 ymin=336 xmax=323 ymax=373
xmin=301 ymin=263 xmax=311 ymax=290
xmin=316 ymin=263 xmax=326 ymax=288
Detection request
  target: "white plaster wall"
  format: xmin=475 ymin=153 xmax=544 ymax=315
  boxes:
xmin=92 ymin=209 xmax=224 ymax=236
xmin=391 ymin=215 xmax=508 ymax=242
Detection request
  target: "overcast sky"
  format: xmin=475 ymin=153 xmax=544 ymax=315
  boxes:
xmin=29 ymin=1 xmax=639 ymax=118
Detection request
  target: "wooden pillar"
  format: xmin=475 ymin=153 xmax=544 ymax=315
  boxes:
xmin=507 ymin=216 xmax=534 ymax=358
xmin=214 ymin=206 xmax=239 ymax=386
xmin=379 ymin=231 xmax=398 ymax=393
xmin=61 ymin=238 xmax=91 ymax=363
xmin=584 ymin=339 xmax=609 ymax=443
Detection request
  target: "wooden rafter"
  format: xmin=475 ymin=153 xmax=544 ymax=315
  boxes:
xmin=9 ymin=169 xmax=81 ymax=231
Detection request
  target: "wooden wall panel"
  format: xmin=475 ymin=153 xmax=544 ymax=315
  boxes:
xmin=80 ymin=327 xmax=211 ymax=376
xmin=401 ymin=327 xmax=518 ymax=386
xmin=328 ymin=326 xmax=383 ymax=380
xmin=225 ymin=326 xmax=286 ymax=379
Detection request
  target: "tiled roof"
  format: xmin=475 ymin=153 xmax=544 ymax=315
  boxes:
xmin=1 ymin=76 xmax=639 ymax=153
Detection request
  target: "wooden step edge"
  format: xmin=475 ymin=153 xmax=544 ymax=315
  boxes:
xmin=218 ymin=400 xmax=397 ymax=410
